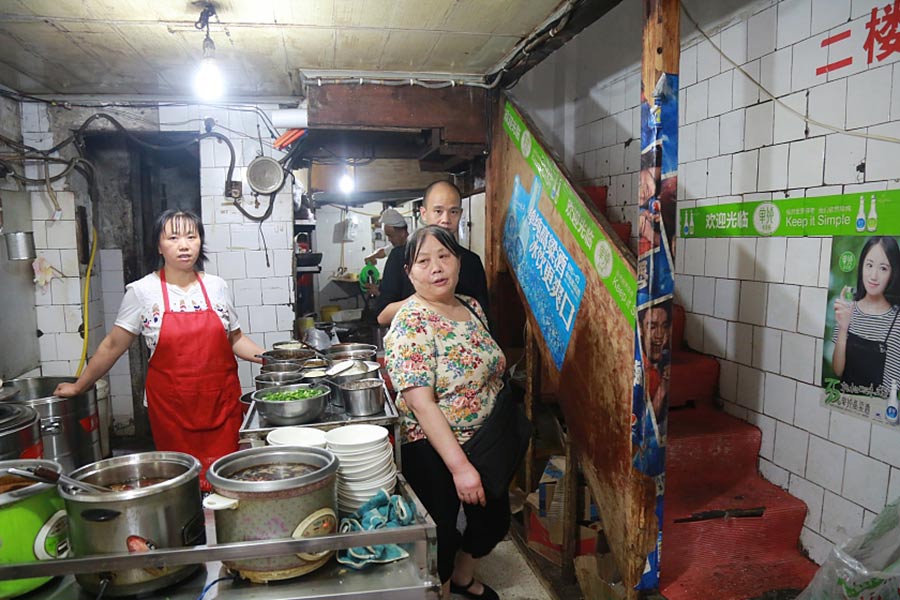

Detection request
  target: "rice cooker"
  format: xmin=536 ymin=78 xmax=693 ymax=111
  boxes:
xmin=0 ymin=459 xmax=69 ymax=599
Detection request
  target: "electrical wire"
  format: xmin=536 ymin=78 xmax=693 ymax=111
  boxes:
xmin=680 ymin=0 xmax=900 ymax=145
xmin=196 ymin=575 xmax=235 ymax=600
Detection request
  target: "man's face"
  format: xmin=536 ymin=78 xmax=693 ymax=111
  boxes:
xmin=384 ymin=225 xmax=408 ymax=247
xmin=420 ymin=184 xmax=463 ymax=235
xmin=641 ymin=307 xmax=670 ymax=363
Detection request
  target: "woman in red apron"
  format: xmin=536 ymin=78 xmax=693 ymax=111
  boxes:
xmin=55 ymin=210 xmax=264 ymax=489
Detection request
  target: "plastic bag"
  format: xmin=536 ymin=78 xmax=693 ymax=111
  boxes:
xmin=797 ymin=499 xmax=900 ymax=600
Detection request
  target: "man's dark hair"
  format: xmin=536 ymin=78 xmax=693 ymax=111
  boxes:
xmin=403 ymin=225 xmax=463 ymax=271
xmin=151 ymin=209 xmax=208 ymax=271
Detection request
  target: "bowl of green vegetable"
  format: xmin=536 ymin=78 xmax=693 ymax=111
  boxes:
xmin=251 ymin=384 xmax=331 ymax=425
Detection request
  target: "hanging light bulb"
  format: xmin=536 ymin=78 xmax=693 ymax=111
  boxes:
xmin=338 ymin=171 xmax=355 ymax=194
xmin=194 ymin=33 xmax=224 ymax=100
xmin=193 ymin=4 xmax=224 ymax=100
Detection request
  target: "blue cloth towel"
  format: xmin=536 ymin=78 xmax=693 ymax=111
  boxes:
xmin=337 ymin=489 xmax=417 ymax=569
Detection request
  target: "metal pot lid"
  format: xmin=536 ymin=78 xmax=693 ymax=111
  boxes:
xmin=0 ymin=403 xmax=36 ymax=431
xmin=0 ymin=386 xmax=20 ymax=402
xmin=207 ymin=446 xmax=338 ymax=494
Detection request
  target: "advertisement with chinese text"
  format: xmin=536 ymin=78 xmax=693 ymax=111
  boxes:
xmin=822 ymin=235 xmax=900 ymax=426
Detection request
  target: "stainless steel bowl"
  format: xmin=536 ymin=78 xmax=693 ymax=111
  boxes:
xmin=251 ymin=384 xmax=330 ymax=425
xmin=325 ymin=343 xmax=377 ymax=361
xmin=260 ymin=349 xmax=317 ymax=363
xmin=255 ymin=372 xmax=305 ymax=391
xmin=260 ymin=363 xmax=303 ymax=374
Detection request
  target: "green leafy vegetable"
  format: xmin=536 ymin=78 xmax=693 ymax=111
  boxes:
xmin=262 ymin=388 xmax=325 ymax=402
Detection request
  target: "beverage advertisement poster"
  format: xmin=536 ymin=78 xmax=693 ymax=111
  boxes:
xmin=502 ymin=173 xmax=586 ymax=370
xmin=821 ymin=235 xmax=900 ymax=425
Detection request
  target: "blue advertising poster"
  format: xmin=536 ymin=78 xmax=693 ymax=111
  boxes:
xmin=633 ymin=72 xmax=679 ymax=592
xmin=503 ymin=174 xmax=586 ymax=370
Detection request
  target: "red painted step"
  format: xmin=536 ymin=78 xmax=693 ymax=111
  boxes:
xmin=669 ymin=350 xmax=720 ymax=409
xmin=661 ymin=407 xmax=817 ymax=600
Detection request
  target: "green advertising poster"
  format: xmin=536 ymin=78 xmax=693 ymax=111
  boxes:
xmin=503 ymin=101 xmax=637 ymax=327
xmin=821 ymin=235 xmax=900 ymax=426
xmin=680 ymin=192 xmax=900 ymax=238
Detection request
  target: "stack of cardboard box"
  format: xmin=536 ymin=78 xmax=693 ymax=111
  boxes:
xmin=525 ymin=455 xmax=603 ymax=566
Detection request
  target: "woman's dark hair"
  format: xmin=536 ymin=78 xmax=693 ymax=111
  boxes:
xmin=151 ymin=209 xmax=208 ymax=271
xmin=403 ymin=225 xmax=463 ymax=272
xmin=855 ymin=236 xmax=900 ymax=304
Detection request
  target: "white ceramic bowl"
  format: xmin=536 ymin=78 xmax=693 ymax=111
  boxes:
xmin=338 ymin=455 xmax=393 ymax=476
xmin=339 ymin=460 xmax=394 ymax=482
xmin=333 ymin=445 xmax=392 ymax=465
xmin=338 ymin=469 xmax=396 ymax=493
xmin=325 ymin=424 xmax=388 ymax=451
xmin=266 ymin=427 xmax=327 ymax=448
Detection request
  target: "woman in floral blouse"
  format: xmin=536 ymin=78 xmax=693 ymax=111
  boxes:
xmin=385 ymin=225 xmax=507 ymax=600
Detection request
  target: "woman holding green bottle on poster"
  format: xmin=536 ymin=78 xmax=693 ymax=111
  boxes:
xmin=832 ymin=236 xmax=900 ymax=397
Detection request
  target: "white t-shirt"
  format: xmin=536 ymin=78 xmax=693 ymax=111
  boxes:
xmin=115 ymin=272 xmax=241 ymax=357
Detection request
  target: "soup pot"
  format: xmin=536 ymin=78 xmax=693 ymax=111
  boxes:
xmin=259 ymin=349 xmax=316 ymax=364
xmin=204 ymin=446 xmax=339 ymax=583
xmin=2 ymin=377 xmax=101 ymax=472
xmin=328 ymin=361 xmax=381 ymax=408
xmin=0 ymin=404 xmax=42 ymax=461
xmin=325 ymin=343 xmax=377 ymax=362
xmin=341 ymin=379 xmax=386 ymax=416
xmin=259 ymin=363 xmax=303 ymax=375
xmin=0 ymin=459 xmax=68 ymax=599
xmin=60 ymin=452 xmax=204 ymax=597
xmin=255 ymin=372 xmax=305 ymax=390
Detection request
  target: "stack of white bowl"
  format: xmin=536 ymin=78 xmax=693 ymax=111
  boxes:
xmin=324 ymin=424 xmax=397 ymax=513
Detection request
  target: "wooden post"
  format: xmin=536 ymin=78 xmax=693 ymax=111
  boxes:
xmin=561 ymin=432 xmax=578 ymax=582
xmin=635 ymin=0 xmax=679 ymax=594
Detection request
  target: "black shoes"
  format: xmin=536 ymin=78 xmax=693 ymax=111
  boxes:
xmin=450 ymin=578 xmax=499 ymax=600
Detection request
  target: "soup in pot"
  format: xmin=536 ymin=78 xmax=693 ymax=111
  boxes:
xmin=108 ymin=477 xmax=169 ymax=492
xmin=230 ymin=462 xmax=317 ymax=482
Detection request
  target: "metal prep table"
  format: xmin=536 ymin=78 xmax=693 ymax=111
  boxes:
xmin=0 ymin=476 xmax=440 ymax=600
xmin=239 ymin=380 xmax=403 ymax=468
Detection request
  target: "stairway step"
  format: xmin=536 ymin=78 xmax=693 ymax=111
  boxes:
xmin=665 ymin=474 xmax=808 ymax=549
xmin=672 ymin=304 xmax=686 ymax=351
xmin=667 ymin=407 xmax=759 ymax=484
xmin=610 ymin=221 xmax=631 ymax=245
xmin=661 ymin=554 xmax=818 ymax=600
xmin=670 ymin=350 xmax=719 ymax=408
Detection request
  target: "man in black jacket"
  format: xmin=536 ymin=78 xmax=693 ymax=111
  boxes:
xmin=375 ymin=180 xmax=490 ymax=328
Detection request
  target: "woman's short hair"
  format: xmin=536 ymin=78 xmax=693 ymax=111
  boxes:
xmin=855 ymin=236 xmax=900 ymax=304
xmin=151 ymin=209 xmax=208 ymax=271
xmin=403 ymin=225 xmax=463 ymax=271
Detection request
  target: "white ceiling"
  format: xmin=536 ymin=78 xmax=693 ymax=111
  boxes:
xmin=0 ymin=0 xmax=567 ymax=98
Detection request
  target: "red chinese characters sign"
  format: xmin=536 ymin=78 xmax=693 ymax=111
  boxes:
xmin=817 ymin=0 xmax=900 ymax=75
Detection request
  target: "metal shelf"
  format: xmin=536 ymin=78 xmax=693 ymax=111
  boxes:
xmin=0 ymin=476 xmax=439 ymax=600
xmin=296 ymin=266 xmax=322 ymax=273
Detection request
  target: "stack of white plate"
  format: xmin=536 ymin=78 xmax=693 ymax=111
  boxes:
xmin=325 ymin=424 xmax=396 ymax=513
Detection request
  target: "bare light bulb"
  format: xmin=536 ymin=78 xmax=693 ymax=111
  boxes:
xmin=194 ymin=35 xmax=224 ymax=101
xmin=339 ymin=173 xmax=354 ymax=194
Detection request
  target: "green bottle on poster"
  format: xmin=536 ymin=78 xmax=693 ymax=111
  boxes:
xmin=856 ymin=196 xmax=866 ymax=232
xmin=867 ymin=195 xmax=878 ymax=232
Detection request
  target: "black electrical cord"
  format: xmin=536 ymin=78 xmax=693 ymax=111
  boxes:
xmin=233 ymin=192 xmax=276 ymax=222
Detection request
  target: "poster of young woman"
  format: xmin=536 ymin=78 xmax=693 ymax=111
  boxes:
xmin=822 ymin=235 xmax=900 ymax=425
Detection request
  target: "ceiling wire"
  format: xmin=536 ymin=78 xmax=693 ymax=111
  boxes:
xmin=680 ymin=0 xmax=900 ymax=145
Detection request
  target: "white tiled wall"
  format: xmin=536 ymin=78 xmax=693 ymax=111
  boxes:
xmin=515 ymin=0 xmax=900 ymax=563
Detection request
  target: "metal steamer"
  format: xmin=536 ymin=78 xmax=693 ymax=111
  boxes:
xmin=59 ymin=452 xmax=204 ymax=596
xmin=2 ymin=377 xmax=101 ymax=472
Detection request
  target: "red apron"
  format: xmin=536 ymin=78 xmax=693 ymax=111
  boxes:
xmin=146 ymin=270 xmax=243 ymax=490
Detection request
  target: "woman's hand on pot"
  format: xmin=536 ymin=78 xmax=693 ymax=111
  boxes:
xmin=452 ymin=463 xmax=486 ymax=506
xmin=53 ymin=382 xmax=81 ymax=397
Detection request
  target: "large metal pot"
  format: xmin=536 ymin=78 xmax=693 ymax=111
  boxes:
xmin=259 ymin=349 xmax=316 ymax=364
xmin=204 ymin=446 xmax=339 ymax=583
xmin=2 ymin=377 xmax=101 ymax=473
xmin=325 ymin=343 xmax=377 ymax=362
xmin=60 ymin=452 xmax=204 ymax=596
xmin=329 ymin=361 xmax=381 ymax=407
xmin=0 ymin=404 xmax=42 ymax=461
xmin=0 ymin=459 xmax=68 ymax=599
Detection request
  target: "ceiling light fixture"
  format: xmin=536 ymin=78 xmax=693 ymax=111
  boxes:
xmin=194 ymin=4 xmax=224 ymax=101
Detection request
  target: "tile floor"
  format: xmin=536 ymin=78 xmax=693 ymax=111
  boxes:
xmin=455 ymin=538 xmax=552 ymax=600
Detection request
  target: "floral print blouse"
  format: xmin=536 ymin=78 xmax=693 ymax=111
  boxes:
xmin=385 ymin=295 xmax=506 ymax=444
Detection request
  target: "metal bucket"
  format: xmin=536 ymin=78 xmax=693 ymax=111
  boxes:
xmin=4 ymin=232 xmax=36 ymax=261
xmin=2 ymin=377 xmax=101 ymax=473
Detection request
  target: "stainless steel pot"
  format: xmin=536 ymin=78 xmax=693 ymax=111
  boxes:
xmin=341 ymin=379 xmax=386 ymax=416
xmin=0 ymin=404 xmax=42 ymax=461
xmin=259 ymin=363 xmax=302 ymax=375
xmin=251 ymin=384 xmax=330 ymax=425
xmin=260 ymin=349 xmax=317 ymax=364
xmin=329 ymin=361 xmax=381 ymax=407
xmin=255 ymin=371 xmax=305 ymax=391
xmin=325 ymin=343 xmax=377 ymax=362
xmin=204 ymin=446 xmax=338 ymax=583
xmin=60 ymin=452 xmax=204 ymax=596
xmin=2 ymin=377 xmax=101 ymax=473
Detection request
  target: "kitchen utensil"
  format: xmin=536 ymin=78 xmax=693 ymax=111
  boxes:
xmin=204 ymin=446 xmax=338 ymax=583
xmin=0 ymin=459 xmax=68 ymax=599
xmin=8 ymin=466 xmax=112 ymax=494
xmin=325 ymin=343 xmax=377 ymax=362
xmin=260 ymin=363 xmax=303 ymax=375
xmin=60 ymin=452 xmax=204 ymax=596
xmin=0 ymin=404 xmax=41 ymax=461
xmin=255 ymin=372 xmax=305 ymax=391
xmin=257 ymin=348 xmax=316 ymax=364
xmin=340 ymin=379 xmax=386 ymax=416
xmin=327 ymin=361 xmax=382 ymax=407
xmin=251 ymin=384 xmax=330 ymax=425
xmin=2 ymin=377 xmax=101 ymax=472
